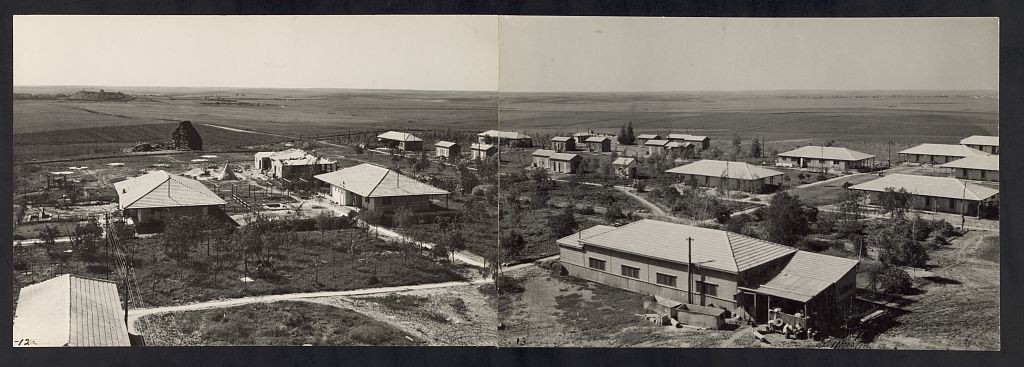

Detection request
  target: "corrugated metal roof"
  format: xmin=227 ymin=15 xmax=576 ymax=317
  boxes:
xmin=478 ymin=130 xmax=531 ymax=139
xmin=667 ymin=134 xmax=709 ymax=141
xmin=470 ymin=143 xmax=497 ymax=151
xmin=566 ymin=220 xmax=796 ymax=273
xmin=777 ymin=146 xmax=875 ymax=161
xmin=585 ymin=136 xmax=611 ymax=143
xmin=555 ymin=225 xmax=617 ymax=249
xmin=434 ymin=141 xmax=458 ymax=148
xmin=849 ymin=173 xmax=999 ymax=201
xmin=113 ymin=170 xmax=226 ymax=210
xmin=550 ymin=136 xmax=574 ymax=142
xmin=314 ymin=163 xmax=449 ymax=198
xmin=898 ymin=143 xmax=989 ymax=157
xmin=550 ymin=153 xmax=581 ymax=161
xmin=960 ymin=135 xmax=999 ymax=147
xmin=939 ymin=155 xmax=999 ymax=171
xmin=377 ymin=131 xmax=423 ymax=142
xmin=665 ymin=160 xmax=784 ymax=180
xmin=532 ymin=149 xmax=556 ymax=157
xmin=637 ymin=134 xmax=661 ymax=139
xmin=612 ymin=157 xmax=636 ymax=166
xmin=14 ymin=275 xmax=131 ymax=347
xmin=744 ymin=251 xmax=859 ymax=303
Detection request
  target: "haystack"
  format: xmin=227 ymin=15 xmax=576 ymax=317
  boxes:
xmin=216 ymin=163 xmax=239 ymax=180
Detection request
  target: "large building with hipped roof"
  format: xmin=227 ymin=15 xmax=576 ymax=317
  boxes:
xmin=776 ymin=145 xmax=875 ymax=172
xmin=314 ymin=163 xmax=450 ymax=213
xmin=557 ymin=220 xmax=859 ymax=329
xmin=849 ymin=173 xmax=999 ymax=218
xmin=113 ymin=170 xmax=229 ymax=232
xmin=666 ymin=159 xmax=784 ymax=192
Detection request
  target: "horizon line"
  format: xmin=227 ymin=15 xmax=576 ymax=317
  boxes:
xmin=13 ymin=85 xmax=1000 ymax=94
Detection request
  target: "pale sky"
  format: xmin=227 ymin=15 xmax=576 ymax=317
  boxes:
xmin=14 ymin=16 xmax=998 ymax=92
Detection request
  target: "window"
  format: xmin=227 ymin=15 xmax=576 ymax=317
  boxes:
xmin=981 ymin=170 xmax=987 ymax=179
xmin=696 ymin=281 xmax=719 ymax=297
xmin=621 ymin=265 xmax=640 ymax=278
xmin=588 ymin=258 xmax=606 ymax=271
xmin=656 ymin=273 xmax=677 ymax=287
xmin=949 ymin=198 xmax=956 ymax=210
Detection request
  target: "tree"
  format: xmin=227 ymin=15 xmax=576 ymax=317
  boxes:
xmin=731 ymin=132 xmax=743 ymax=159
xmin=764 ymin=192 xmax=812 ymax=246
xmin=603 ymin=202 xmax=626 ymax=222
xmin=618 ymin=125 xmax=628 ymax=145
xmin=877 ymin=265 xmax=913 ymax=295
xmin=456 ymin=162 xmax=480 ymax=195
xmin=40 ymin=225 xmax=61 ymax=258
xmin=549 ymin=207 xmax=578 ymax=238
xmin=501 ymin=230 xmax=526 ymax=261
xmin=626 ymin=121 xmax=636 ymax=144
xmin=878 ymin=187 xmax=913 ymax=219
xmin=392 ymin=207 xmax=415 ymax=229
xmin=74 ymin=217 xmax=103 ymax=261
xmin=530 ymin=189 xmax=550 ymax=210
xmin=315 ymin=210 xmax=334 ymax=243
xmin=749 ymin=136 xmax=762 ymax=158
xmin=162 ymin=215 xmax=197 ymax=263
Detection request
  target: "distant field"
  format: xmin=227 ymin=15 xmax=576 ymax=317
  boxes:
xmin=14 ymin=88 xmax=997 ymax=162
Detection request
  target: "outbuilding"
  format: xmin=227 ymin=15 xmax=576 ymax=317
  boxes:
xmin=550 ymin=136 xmax=576 ymax=152
xmin=585 ymin=136 xmax=613 ymax=152
xmin=477 ymin=130 xmax=533 ymax=147
xmin=434 ymin=141 xmax=461 ymax=159
xmin=636 ymin=134 xmax=662 ymax=147
xmin=254 ymin=149 xmax=338 ymax=180
xmin=470 ymin=143 xmax=499 ymax=160
xmin=549 ymin=153 xmax=582 ymax=174
xmin=667 ymin=134 xmax=711 ymax=151
xmin=377 ymin=131 xmax=424 ymax=151
xmin=612 ymin=157 xmax=638 ymax=178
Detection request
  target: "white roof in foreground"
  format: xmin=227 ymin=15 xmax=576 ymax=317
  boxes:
xmin=939 ymin=155 xmax=999 ymax=171
xmin=14 ymin=275 xmax=130 ymax=347
xmin=849 ymin=173 xmax=999 ymax=201
xmin=960 ymin=135 xmax=999 ymax=147
xmin=314 ymin=163 xmax=448 ymax=198
xmin=113 ymin=170 xmax=226 ymax=210
xmin=898 ymin=143 xmax=989 ymax=157
xmin=377 ymin=131 xmax=423 ymax=142
xmin=666 ymin=160 xmax=784 ymax=180
xmin=559 ymin=219 xmax=797 ymax=273
xmin=778 ymin=146 xmax=875 ymax=161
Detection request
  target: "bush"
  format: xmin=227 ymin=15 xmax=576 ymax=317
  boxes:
xmin=726 ymin=213 xmax=752 ymax=233
xmin=878 ymin=266 xmax=914 ymax=295
xmin=603 ymin=203 xmax=626 ymax=222
xmin=935 ymin=219 xmax=958 ymax=238
xmin=795 ymin=237 xmax=831 ymax=252
xmin=349 ymin=323 xmax=403 ymax=345
xmin=576 ymin=206 xmax=596 ymax=215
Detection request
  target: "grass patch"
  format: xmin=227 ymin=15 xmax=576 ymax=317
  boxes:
xmin=137 ymin=300 xmax=421 ymax=346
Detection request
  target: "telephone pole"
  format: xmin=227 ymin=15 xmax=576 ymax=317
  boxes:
xmin=687 ymin=237 xmax=693 ymax=304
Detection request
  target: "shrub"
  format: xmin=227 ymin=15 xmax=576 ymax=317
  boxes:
xmin=603 ymin=203 xmax=626 ymax=222
xmin=879 ymin=235 xmax=929 ymax=268
xmin=935 ymin=219 xmax=958 ymax=238
xmin=725 ymin=213 xmax=752 ymax=233
xmin=576 ymin=206 xmax=596 ymax=215
xmin=349 ymin=323 xmax=402 ymax=345
xmin=878 ymin=266 xmax=914 ymax=295
xmin=795 ymin=237 xmax=831 ymax=252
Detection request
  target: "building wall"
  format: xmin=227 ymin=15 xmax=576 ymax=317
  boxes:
xmin=367 ymin=195 xmax=435 ymax=213
xmin=435 ymin=146 xmax=460 ymax=158
xmin=472 ymin=148 xmax=496 ymax=160
xmin=776 ymin=156 xmax=869 ymax=171
xmin=647 ymin=146 xmax=665 ymax=155
xmin=552 ymin=141 xmax=575 ymax=152
xmin=965 ymin=144 xmax=999 ymax=155
xmin=128 ymin=205 xmax=216 ymax=227
xmin=952 ymin=168 xmax=998 ymax=182
xmin=900 ymin=153 xmax=964 ymax=164
xmin=588 ymin=141 xmax=611 ymax=152
xmin=550 ymin=159 xmax=579 ymax=174
xmin=614 ymin=163 xmax=638 ymax=178
xmin=674 ymin=174 xmax=777 ymax=192
xmin=563 ymin=245 xmax=740 ymax=311
xmin=863 ymin=191 xmax=986 ymax=216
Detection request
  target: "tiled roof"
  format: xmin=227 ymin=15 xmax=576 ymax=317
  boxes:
xmin=550 ymin=153 xmax=581 ymax=161
xmin=743 ymin=251 xmax=859 ymax=303
xmin=478 ymin=130 xmax=531 ymax=140
xmin=665 ymin=160 xmax=784 ymax=180
xmin=556 ymin=225 xmax=617 ymax=249
xmin=898 ymin=143 xmax=989 ymax=157
xmin=960 ymin=135 xmax=999 ymax=147
xmin=849 ymin=173 xmax=999 ymax=201
xmin=532 ymin=149 xmax=556 ymax=157
xmin=562 ymin=219 xmax=797 ymax=273
xmin=377 ymin=131 xmax=423 ymax=142
xmin=434 ymin=141 xmax=458 ymax=148
xmin=113 ymin=170 xmax=226 ymax=210
xmin=667 ymin=133 xmax=709 ymax=141
xmin=470 ymin=143 xmax=497 ymax=151
xmin=314 ymin=163 xmax=449 ymax=198
xmin=612 ymin=157 xmax=636 ymax=166
xmin=939 ymin=155 xmax=999 ymax=171
xmin=14 ymin=275 xmax=131 ymax=347
xmin=778 ymin=146 xmax=875 ymax=161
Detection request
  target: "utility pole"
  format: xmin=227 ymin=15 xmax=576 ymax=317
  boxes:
xmin=687 ymin=237 xmax=693 ymax=304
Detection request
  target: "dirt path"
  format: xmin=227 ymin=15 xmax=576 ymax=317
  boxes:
xmin=201 ymin=123 xmax=296 ymax=139
xmin=613 ymin=185 xmax=666 ymax=216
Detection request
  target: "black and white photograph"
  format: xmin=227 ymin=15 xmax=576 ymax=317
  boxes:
xmin=9 ymin=15 xmax=999 ymax=351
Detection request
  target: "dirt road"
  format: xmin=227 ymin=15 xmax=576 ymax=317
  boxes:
xmin=201 ymin=123 xmax=296 ymax=139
